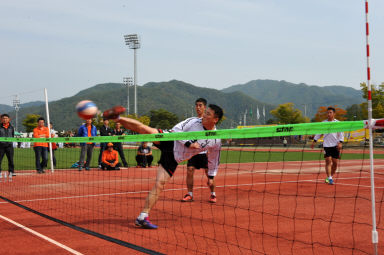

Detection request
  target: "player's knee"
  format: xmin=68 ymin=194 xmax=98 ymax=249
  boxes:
xmin=187 ymin=167 xmax=195 ymax=175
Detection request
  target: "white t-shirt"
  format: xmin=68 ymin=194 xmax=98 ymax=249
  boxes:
xmin=313 ymin=119 xmax=344 ymax=147
xmin=170 ymin=117 xmax=221 ymax=176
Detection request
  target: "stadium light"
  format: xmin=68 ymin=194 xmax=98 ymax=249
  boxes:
xmin=12 ymin=95 xmax=20 ymax=132
xmin=124 ymin=34 xmax=141 ymax=116
xmin=123 ymin=77 xmax=133 ymax=115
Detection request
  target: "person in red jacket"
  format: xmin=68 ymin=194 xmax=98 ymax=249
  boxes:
xmin=101 ymin=143 xmax=121 ymax=170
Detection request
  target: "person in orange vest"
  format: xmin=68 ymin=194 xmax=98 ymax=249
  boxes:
xmin=33 ymin=117 xmax=50 ymax=174
xmin=101 ymin=142 xmax=121 ymax=170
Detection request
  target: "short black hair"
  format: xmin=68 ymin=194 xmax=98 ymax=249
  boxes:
xmin=37 ymin=117 xmax=45 ymax=122
xmin=195 ymin=98 xmax=207 ymax=106
xmin=327 ymin=107 xmax=336 ymax=112
xmin=208 ymin=104 xmax=223 ymax=122
xmin=1 ymin=114 xmax=10 ymax=118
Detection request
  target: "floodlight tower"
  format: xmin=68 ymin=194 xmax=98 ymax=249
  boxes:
xmin=12 ymin=95 xmax=20 ymax=132
xmin=123 ymin=77 xmax=133 ymax=115
xmin=124 ymin=34 xmax=141 ymax=116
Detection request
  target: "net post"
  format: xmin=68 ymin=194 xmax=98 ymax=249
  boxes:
xmin=364 ymin=1 xmax=378 ymax=254
xmin=44 ymin=88 xmax=54 ymax=173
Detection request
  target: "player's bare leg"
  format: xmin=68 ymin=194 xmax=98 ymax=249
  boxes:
xmin=331 ymin=158 xmax=338 ymax=176
xmin=182 ymin=166 xmax=195 ymax=202
xmin=142 ymin=165 xmax=171 ymax=213
xmin=186 ymin=166 xmax=195 ymax=193
xmin=325 ymin=157 xmax=332 ymax=177
xmin=205 ymin=169 xmax=216 ymax=203
xmin=135 ymin=165 xmax=171 ymax=229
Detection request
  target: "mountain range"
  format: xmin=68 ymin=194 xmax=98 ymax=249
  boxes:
xmin=2 ymin=79 xmax=364 ymax=131
xmin=222 ymin=80 xmax=363 ymax=117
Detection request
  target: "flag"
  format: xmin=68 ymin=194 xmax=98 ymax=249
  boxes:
xmin=257 ymin=107 xmax=260 ymax=120
xmin=263 ymin=105 xmax=265 ymax=117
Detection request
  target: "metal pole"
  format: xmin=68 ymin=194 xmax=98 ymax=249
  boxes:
xmin=134 ymin=48 xmax=137 ymax=116
xmin=364 ymin=1 xmax=378 ymax=254
xmin=44 ymin=88 xmax=54 ymax=173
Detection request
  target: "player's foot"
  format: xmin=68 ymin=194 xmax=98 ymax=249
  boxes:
xmin=78 ymin=167 xmax=83 ymax=171
xmin=103 ymin=106 xmax=126 ymax=120
xmin=85 ymin=167 xmax=90 ymax=171
xmin=209 ymin=195 xmax=217 ymax=203
xmin=328 ymin=179 xmax=334 ymax=185
xmin=325 ymin=177 xmax=329 ymax=184
xmin=135 ymin=217 xmax=158 ymax=229
xmin=181 ymin=194 xmax=193 ymax=202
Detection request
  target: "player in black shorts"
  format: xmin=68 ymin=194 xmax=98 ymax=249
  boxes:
xmin=103 ymin=103 xmax=223 ymax=229
xmin=311 ymin=107 xmax=344 ymax=185
xmin=181 ymin=98 xmax=217 ymax=203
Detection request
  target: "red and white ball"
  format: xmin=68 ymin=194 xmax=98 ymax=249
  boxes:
xmin=76 ymin=100 xmax=98 ymax=120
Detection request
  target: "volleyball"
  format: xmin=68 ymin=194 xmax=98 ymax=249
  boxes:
xmin=76 ymin=100 xmax=98 ymax=120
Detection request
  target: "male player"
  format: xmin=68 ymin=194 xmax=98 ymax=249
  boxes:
xmin=103 ymin=104 xmax=223 ymax=229
xmin=181 ymin=98 xmax=217 ymax=203
xmin=0 ymin=114 xmax=15 ymax=178
xmin=311 ymin=107 xmax=344 ymax=185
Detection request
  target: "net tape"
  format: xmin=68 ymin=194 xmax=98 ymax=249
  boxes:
xmin=0 ymin=120 xmax=368 ymax=143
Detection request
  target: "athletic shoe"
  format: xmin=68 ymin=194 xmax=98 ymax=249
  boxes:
xmin=78 ymin=167 xmax=83 ymax=171
xmin=209 ymin=195 xmax=217 ymax=203
xmin=103 ymin=106 xmax=126 ymax=120
xmin=85 ymin=167 xmax=90 ymax=171
xmin=135 ymin=217 xmax=158 ymax=229
xmin=181 ymin=194 xmax=193 ymax=202
xmin=328 ymin=179 xmax=334 ymax=185
xmin=325 ymin=177 xmax=329 ymax=184
xmin=115 ymin=167 xmax=120 ymax=170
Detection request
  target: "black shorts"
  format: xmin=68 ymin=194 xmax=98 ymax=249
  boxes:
xmin=187 ymin=154 xmax=208 ymax=169
xmin=154 ymin=140 xmax=178 ymax=177
xmin=323 ymin=146 xmax=340 ymax=159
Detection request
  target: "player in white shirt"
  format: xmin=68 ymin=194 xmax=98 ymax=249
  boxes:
xmin=311 ymin=107 xmax=344 ymax=185
xmin=103 ymin=104 xmax=223 ymax=229
xmin=181 ymin=98 xmax=218 ymax=203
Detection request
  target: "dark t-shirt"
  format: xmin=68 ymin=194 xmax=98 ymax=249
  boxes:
xmin=138 ymin=145 xmax=151 ymax=154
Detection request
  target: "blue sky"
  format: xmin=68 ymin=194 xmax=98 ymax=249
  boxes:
xmin=0 ymin=0 xmax=383 ymax=104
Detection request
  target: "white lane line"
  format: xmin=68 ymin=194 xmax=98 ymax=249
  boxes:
xmin=0 ymin=214 xmax=84 ymax=255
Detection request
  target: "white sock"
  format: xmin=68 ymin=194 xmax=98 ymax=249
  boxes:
xmin=188 ymin=192 xmax=193 ymax=197
xmin=211 ymin=192 xmax=216 ymax=196
xmin=329 ymin=176 xmax=333 ymax=180
xmin=138 ymin=212 xmax=148 ymax=220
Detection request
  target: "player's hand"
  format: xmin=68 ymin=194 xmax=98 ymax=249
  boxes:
xmin=190 ymin=142 xmax=201 ymax=149
xmin=337 ymin=143 xmax=342 ymax=151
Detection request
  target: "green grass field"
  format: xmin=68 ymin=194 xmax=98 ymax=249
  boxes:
xmin=0 ymin=147 xmax=382 ymax=171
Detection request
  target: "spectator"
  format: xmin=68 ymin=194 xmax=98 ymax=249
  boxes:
xmin=0 ymin=114 xmax=15 ymax=177
xmin=101 ymin=142 xmax=121 ymax=170
xmin=50 ymin=122 xmax=58 ymax=168
xmin=113 ymin=122 xmax=128 ymax=167
xmin=135 ymin=142 xmax=153 ymax=168
xmin=78 ymin=118 xmax=97 ymax=171
xmin=98 ymin=118 xmax=113 ymax=168
xmin=33 ymin=117 xmax=50 ymax=174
